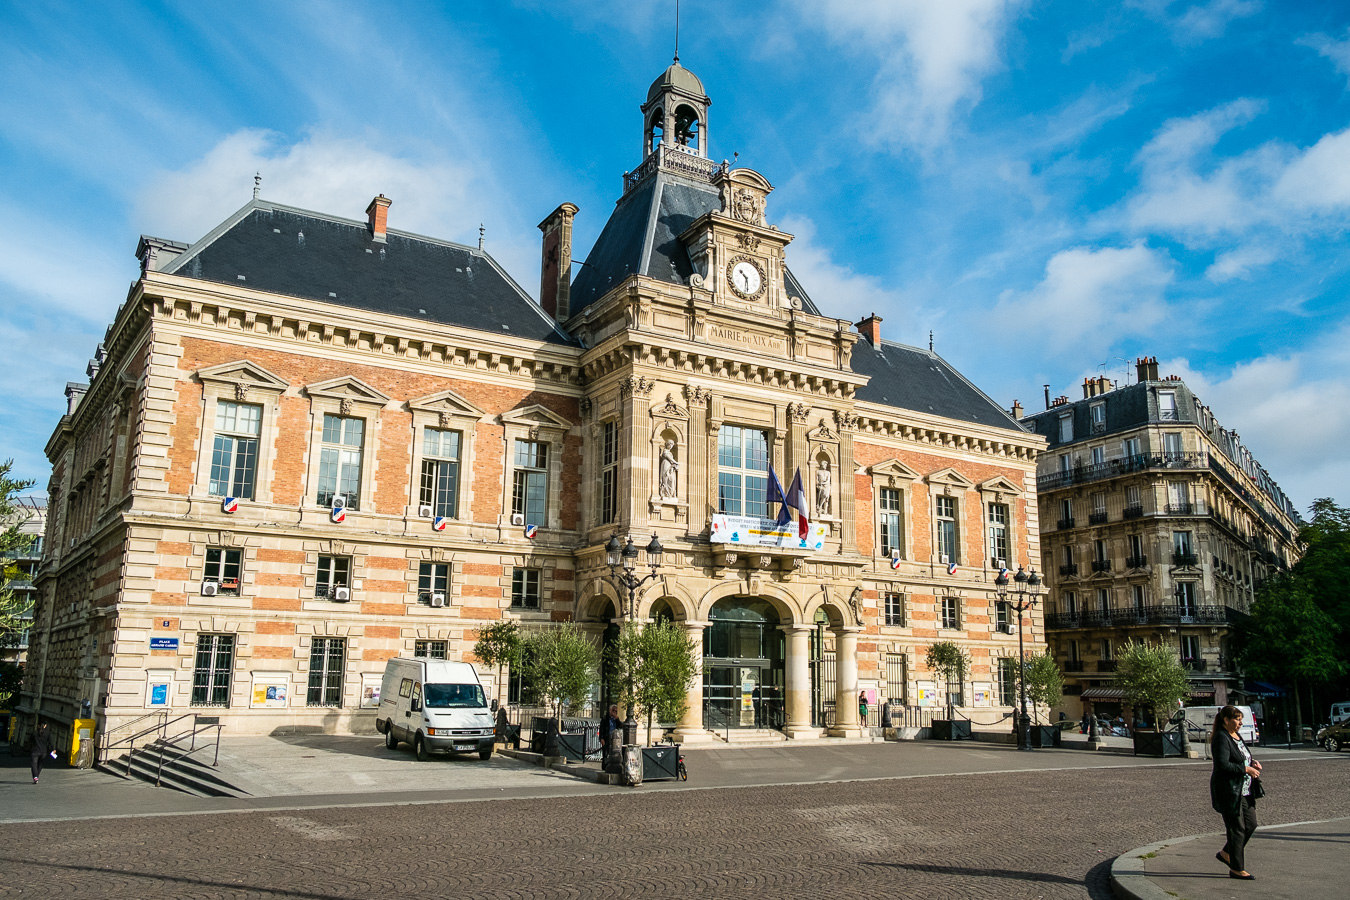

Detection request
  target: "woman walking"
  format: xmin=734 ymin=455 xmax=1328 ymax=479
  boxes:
xmin=30 ymin=721 xmax=56 ymax=784
xmin=1211 ymin=705 xmax=1262 ymax=880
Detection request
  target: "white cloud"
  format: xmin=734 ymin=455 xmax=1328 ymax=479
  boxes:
xmin=1127 ymin=0 xmax=1261 ymax=43
xmin=1298 ymin=28 xmax=1350 ymax=86
xmin=1205 ymin=243 xmax=1277 ymax=281
xmin=779 ymin=215 xmax=909 ymax=328
xmin=1271 ymin=128 xmax=1350 ymax=211
xmin=992 ymin=243 xmax=1173 ymax=351
xmin=801 ymin=0 xmax=1027 ymax=150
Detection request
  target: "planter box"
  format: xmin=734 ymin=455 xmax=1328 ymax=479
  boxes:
xmin=1133 ymin=730 xmax=1186 ymax=758
xmin=641 ymin=745 xmax=680 ymax=781
xmin=1030 ymin=725 xmax=1062 ymax=748
xmin=931 ymin=719 xmax=972 ymax=741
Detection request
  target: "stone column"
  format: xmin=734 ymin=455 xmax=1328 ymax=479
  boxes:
xmin=672 ymin=620 xmax=709 ymax=743
xmin=782 ymin=625 xmax=818 ymax=739
xmin=830 ymin=626 xmax=864 ymax=737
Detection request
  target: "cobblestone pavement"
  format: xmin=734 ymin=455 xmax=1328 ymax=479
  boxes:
xmin=0 ymin=755 xmax=1344 ymax=899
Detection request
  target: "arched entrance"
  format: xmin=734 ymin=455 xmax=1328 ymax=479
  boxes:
xmin=703 ymin=597 xmax=785 ymax=730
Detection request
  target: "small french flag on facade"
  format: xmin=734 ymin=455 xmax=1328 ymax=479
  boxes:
xmin=998 ymin=566 xmax=1009 ymax=580
xmin=890 ymin=555 xmax=902 ymax=570
xmin=221 ymin=497 xmax=238 ymax=514
xmin=432 ymin=516 xmax=447 ymax=532
xmin=947 ymin=561 xmax=958 ymax=575
xmin=524 ymin=523 xmax=538 ymax=539
xmin=330 ymin=507 xmax=346 ymax=524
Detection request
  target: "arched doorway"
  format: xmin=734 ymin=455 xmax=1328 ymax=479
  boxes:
xmin=703 ymin=597 xmax=785 ymax=730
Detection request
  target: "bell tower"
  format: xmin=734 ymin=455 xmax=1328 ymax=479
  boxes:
xmin=640 ymin=58 xmax=711 ymax=159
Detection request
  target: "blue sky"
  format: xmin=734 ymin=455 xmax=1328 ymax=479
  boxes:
xmin=2 ymin=0 xmax=1348 ymax=512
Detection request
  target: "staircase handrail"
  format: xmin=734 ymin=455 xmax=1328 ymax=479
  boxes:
xmin=152 ymin=717 xmax=225 ymax=786
xmin=97 ymin=710 xmax=169 ymax=763
xmin=99 ymin=711 xmax=181 ymax=765
xmin=122 ymin=712 xmax=197 ymax=776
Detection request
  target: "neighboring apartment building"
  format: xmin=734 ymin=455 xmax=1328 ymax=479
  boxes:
xmin=20 ymin=61 xmax=1045 ymax=746
xmin=1 ymin=497 xmax=46 ymax=667
xmin=1023 ymin=358 xmax=1302 ymax=720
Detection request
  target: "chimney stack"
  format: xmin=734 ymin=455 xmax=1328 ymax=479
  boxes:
xmin=1044 ymin=385 xmax=1051 ymax=410
xmin=855 ymin=313 xmax=883 ymax=346
xmin=1083 ymin=377 xmax=1095 ymax=399
xmin=366 ymin=194 xmax=391 ymax=242
xmin=538 ymin=203 xmax=579 ymax=322
xmin=1135 ymin=356 xmax=1159 ymax=382
xmin=1011 ymin=400 xmax=1024 ymax=420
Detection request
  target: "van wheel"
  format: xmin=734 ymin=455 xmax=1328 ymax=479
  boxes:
xmin=479 ymin=748 xmax=493 ymax=761
xmin=385 ymin=727 xmax=398 ymax=750
xmin=1328 ymin=737 xmax=1342 ymax=752
xmin=415 ymin=734 xmax=430 ymax=761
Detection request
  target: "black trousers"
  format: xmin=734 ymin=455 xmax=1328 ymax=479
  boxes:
xmin=30 ymin=754 xmax=45 ymax=780
xmin=1220 ymin=796 xmax=1258 ymax=871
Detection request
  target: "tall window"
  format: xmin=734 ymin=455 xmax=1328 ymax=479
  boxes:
xmin=1163 ymin=432 xmax=1183 ymax=457
xmin=204 ymin=548 xmax=242 ymax=595
xmin=418 ymin=563 xmax=449 ymax=603
xmin=315 ymin=556 xmax=350 ymax=599
xmin=1173 ymin=530 xmax=1194 ymax=560
xmin=1100 ymin=638 xmax=1113 ymax=660
xmin=884 ymin=592 xmax=905 ymax=626
xmin=1167 ymin=481 xmax=1190 ymax=512
xmin=600 ymin=421 xmax=618 ymax=525
xmin=1125 ymin=484 xmax=1142 ymax=509
xmin=317 ymin=414 xmax=364 ymax=509
xmin=1096 ymin=588 xmax=1110 ymax=613
xmin=996 ymin=600 xmax=1012 ymax=633
xmin=1068 ymin=639 xmax=1080 ymax=662
xmin=307 ymin=638 xmax=345 ymax=706
xmin=1059 ymin=498 xmax=1074 ymax=527
xmin=1128 ymin=533 xmax=1145 ymax=564
xmin=987 ymin=502 xmax=1008 ymax=567
xmin=1180 ymin=634 xmax=1200 ymax=663
xmin=1158 ymin=391 xmax=1178 ymax=421
xmin=209 ymin=401 xmax=260 ymax=499
xmin=1132 ymin=584 xmax=1146 ymax=614
xmin=191 ymin=634 xmax=234 ymax=707
xmin=936 ymin=496 xmax=958 ymax=564
xmin=511 ymin=568 xmax=541 ymax=609
xmin=414 ymin=640 xmax=447 ymax=659
xmin=1094 ymin=539 xmax=1108 ymax=564
xmin=997 ymin=658 xmax=1016 ymax=706
xmin=1063 ymin=591 xmax=1077 ymax=616
xmin=717 ymin=425 xmax=768 ymax=518
xmin=880 ymin=488 xmax=904 ymax=557
xmin=1059 ymin=454 xmax=1072 ymax=474
xmin=941 ymin=596 xmax=960 ymax=629
xmin=511 ymin=440 xmax=548 ymax=525
xmin=1122 ymin=437 xmax=1141 ymax=458
xmin=1091 ymin=446 xmax=1105 ymax=465
xmin=1176 ymin=581 xmax=1197 ymax=616
xmin=1091 ymin=493 xmax=1106 ymax=517
xmin=419 ymin=428 xmax=461 ymax=518
xmin=885 ymin=655 xmax=907 ymax=704
xmin=1058 ymin=413 xmax=1073 ymax=442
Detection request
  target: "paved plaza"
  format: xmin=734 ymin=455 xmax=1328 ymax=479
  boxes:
xmin=0 ymin=740 xmax=1345 ymax=898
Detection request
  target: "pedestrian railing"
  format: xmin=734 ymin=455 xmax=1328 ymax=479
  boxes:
xmin=96 ymin=711 xmax=169 ymax=766
xmin=99 ymin=711 xmax=224 ymax=783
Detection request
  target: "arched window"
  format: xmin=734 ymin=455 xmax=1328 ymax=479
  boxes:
xmin=674 ymin=104 xmax=700 ymax=151
xmin=648 ymin=109 xmax=664 ymax=153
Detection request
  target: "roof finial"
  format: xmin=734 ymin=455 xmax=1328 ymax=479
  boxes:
xmin=478 ymin=223 xmax=485 ymax=250
xmin=253 ymin=172 xmax=261 ymax=199
xmin=674 ymin=0 xmax=680 ymax=63
xmin=929 ymin=330 xmax=934 ymax=352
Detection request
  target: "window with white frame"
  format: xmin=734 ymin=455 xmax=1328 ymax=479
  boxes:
xmin=191 ymin=633 xmax=234 ymax=707
xmin=935 ymin=495 xmax=958 ymax=564
xmin=885 ymin=655 xmax=907 ymax=704
xmin=307 ymin=638 xmax=345 ymax=706
xmin=419 ymin=428 xmax=461 ymax=518
xmin=1128 ymin=533 xmax=1145 ymax=563
xmin=315 ymin=556 xmax=350 ymax=599
xmin=1100 ymin=637 xmax=1112 ymax=660
xmin=511 ymin=568 xmax=541 ymax=609
xmin=1122 ymin=437 xmax=1141 ymax=459
xmin=204 ymin=548 xmax=242 ymax=595
xmin=997 ymin=657 xmax=1016 ymax=706
xmin=600 ymin=421 xmax=618 ymax=525
xmin=1132 ymin=583 xmax=1146 ymax=614
xmin=1163 ymin=431 xmax=1183 ymax=459
xmin=1090 ymin=402 xmax=1106 ymax=433
xmin=1176 ymin=581 xmax=1197 ymax=615
xmin=414 ymin=640 xmax=447 ymax=659
xmin=418 ymin=563 xmax=449 ymax=603
xmin=879 ymin=487 xmax=904 ymax=557
xmin=317 ymin=414 xmax=364 ymax=509
xmin=1173 ymin=530 xmax=1194 ymax=558
xmin=987 ymin=502 xmax=1008 ymax=567
xmin=1097 ymin=588 xmax=1110 ymax=613
xmin=717 ymin=425 xmax=769 ymax=518
xmin=1059 ymin=454 xmax=1071 ymax=474
xmin=1063 ymin=591 xmax=1077 ymax=616
xmin=1180 ymin=634 xmax=1200 ymax=662
xmin=1091 ymin=446 xmax=1105 ymax=466
xmin=1058 ymin=413 xmax=1073 ymax=442
xmin=209 ymin=401 xmax=261 ymax=499
xmin=996 ymin=600 xmax=1012 ymax=633
xmin=511 ymin=440 xmax=548 ymax=525
xmin=1158 ymin=391 xmax=1178 ymax=421
xmin=1125 ymin=483 xmax=1142 ymax=509
xmin=1060 ymin=498 xmax=1073 ymax=525
xmin=941 ymin=596 xmax=960 ymax=629
xmin=884 ymin=592 xmax=905 ymax=626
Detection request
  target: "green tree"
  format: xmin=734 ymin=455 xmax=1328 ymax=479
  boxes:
xmin=0 ymin=461 xmax=37 ymax=668
xmin=1020 ymin=651 xmax=1064 ymax=725
xmin=1113 ymin=641 xmax=1190 ymax=727
xmin=926 ymin=641 xmax=970 ymax=721
xmin=472 ymin=620 xmax=522 ymax=707
xmin=609 ymin=619 xmax=698 ymax=743
xmin=521 ymin=623 xmax=599 ymax=722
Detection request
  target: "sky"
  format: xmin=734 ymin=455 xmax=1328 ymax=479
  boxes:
xmin=2 ymin=0 xmax=1348 ymax=514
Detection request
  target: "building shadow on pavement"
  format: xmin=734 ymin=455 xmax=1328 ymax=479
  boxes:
xmin=0 ymin=856 xmax=349 ymax=900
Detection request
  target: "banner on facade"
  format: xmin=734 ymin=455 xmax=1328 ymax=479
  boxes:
xmin=710 ymin=515 xmax=827 ymax=550
xmin=251 ymin=672 xmax=290 ymax=708
xmin=915 ymin=681 xmax=939 ymax=707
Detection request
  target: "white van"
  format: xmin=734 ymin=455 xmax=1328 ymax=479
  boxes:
xmin=1184 ymin=705 xmax=1259 ymax=744
xmin=1329 ymin=702 xmax=1350 ymax=725
xmin=376 ymin=658 xmax=496 ymax=761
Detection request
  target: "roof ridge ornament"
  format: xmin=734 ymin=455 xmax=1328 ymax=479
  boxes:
xmin=253 ymin=172 xmax=261 ymax=200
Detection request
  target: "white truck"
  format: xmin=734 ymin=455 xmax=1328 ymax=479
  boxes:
xmin=376 ymin=658 xmax=496 ymax=761
xmin=1184 ymin=705 xmax=1259 ymax=744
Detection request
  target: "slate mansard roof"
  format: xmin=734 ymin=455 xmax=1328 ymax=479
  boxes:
xmin=159 ymin=200 xmax=575 ymax=346
xmin=851 ymin=341 xmax=1024 ymax=431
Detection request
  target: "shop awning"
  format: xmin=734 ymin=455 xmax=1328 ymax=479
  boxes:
xmin=1081 ymin=687 xmax=1127 ymax=700
xmin=1243 ymin=680 xmax=1287 ymax=697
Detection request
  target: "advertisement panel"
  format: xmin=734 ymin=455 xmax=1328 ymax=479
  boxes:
xmin=710 ymin=515 xmax=827 ymax=550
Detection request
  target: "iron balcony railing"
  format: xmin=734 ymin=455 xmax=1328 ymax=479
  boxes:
xmin=1097 ymin=659 xmax=1117 ymax=672
xmin=1088 ymin=511 xmax=1108 ymax=525
xmin=1091 ymin=559 xmax=1112 ymax=573
xmin=1045 ymin=603 xmax=1234 ymax=629
xmin=1123 ymin=504 xmax=1145 ymax=519
xmin=1057 ymin=517 xmax=1075 ymax=530
xmin=1164 ymin=503 xmax=1195 ymax=515
xmin=1125 ymin=554 xmax=1149 ymax=569
xmin=1173 ymin=552 xmax=1199 ymax=567
xmin=1182 ymin=658 xmax=1207 ymax=672
xmin=1064 ymin=660 xmax=1086 ymax=672
xmin=1038 ymin=451 xmax=1207 ymax=491
xmin=1059 ymin=563 xmax=1079 ymax=576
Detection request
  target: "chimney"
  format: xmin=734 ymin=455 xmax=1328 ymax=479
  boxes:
xmin=1044 ymin=385 xmax=1051 ymax=410
xmin=855 ymin=313 xmax=883 ymax=346
xmin=1136 ymin=356 xmax=1159 ymax=382
xmin=366 ymin=194 xmax=391 ymax=242
xmin=1083 ymin=377 xmax=1095 ymax=399
xmin=538 ymin=203 xmax=580 ymax=322
xmin=1011 ymin=400 xmax=1024 ymax=420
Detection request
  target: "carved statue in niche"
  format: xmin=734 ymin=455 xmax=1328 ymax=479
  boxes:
xmin=659 ymin=439 xmax=679 ymax=498
xmin=815 ymin=459 xmax=832 ymax=517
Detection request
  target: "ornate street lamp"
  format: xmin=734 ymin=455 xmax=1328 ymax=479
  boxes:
xmin=600 ymin=533 xmax=665 ymax=745
xmin=996 ymin=565 xmax=1043 ymax=752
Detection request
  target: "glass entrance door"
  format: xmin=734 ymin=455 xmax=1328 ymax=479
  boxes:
xmin=702 ymin=597 xmax=786 ymax=730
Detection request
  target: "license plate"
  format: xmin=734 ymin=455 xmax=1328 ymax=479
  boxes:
xmin=455 ymin=744 xmax=475 ymax=751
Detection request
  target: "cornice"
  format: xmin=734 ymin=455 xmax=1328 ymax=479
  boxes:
xmin=851 ymin=401 xmax=1043 ymax=462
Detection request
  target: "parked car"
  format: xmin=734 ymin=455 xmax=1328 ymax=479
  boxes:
xmin=1317 ymin=717 xmax=1350 ymax=752
xmin=376 ymin=658 xmax=496 ymax=761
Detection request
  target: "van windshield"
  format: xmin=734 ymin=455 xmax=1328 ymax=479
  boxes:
xmin=424 ymin=683 xmax=486 ymax=709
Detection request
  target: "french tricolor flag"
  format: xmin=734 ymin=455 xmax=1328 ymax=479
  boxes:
xmin=786 ymin=468 xmax=809 ymax=539
xmin=767 ymin=465 xmax=790 ymax=527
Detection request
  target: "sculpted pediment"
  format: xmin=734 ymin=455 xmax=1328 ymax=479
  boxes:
xmin=500 ymin=403 xmax=572 ymax=432
xmin=925 ymin=467 xmax=975 ymax=491
xmin=869 ymin=459 xmax=920 ymax=483
xmin=196 ymin=360 xmax=289 ymax=393
xmin=304 ymin=375 xmax=391 ymax=406
xmin=650 ymin=393 xmax=689 ymax=420
xmin=977 ymin=475 xmax=1024 ymax=496
xmin=409 ymin=388 xmax=486 ymax=421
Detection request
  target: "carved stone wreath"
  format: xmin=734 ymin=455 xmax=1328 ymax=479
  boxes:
xmin=725 ymin=255 xmax=767 ymax=301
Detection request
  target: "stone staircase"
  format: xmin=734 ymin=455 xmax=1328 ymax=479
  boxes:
xmin=713 ymin=728 xmax=789 ymax=744
xmin=98 ymin=740 xmax=250 ymax=798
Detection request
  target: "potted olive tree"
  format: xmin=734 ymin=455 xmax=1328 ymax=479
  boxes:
xmin=1021 ymin=651 xmax=1065 ymax=748
xmin=473 ymin=620 xmax=522 ymax=746
xmin=609 ymin=619 xmax=698 ymax=779
xmin=927 ymin=642 xmax=972 ymax=741
xmin=521 ymin=623 xmax=599 ymax=759
xmin=1114 ymin=640 xmax=1190 ymax=757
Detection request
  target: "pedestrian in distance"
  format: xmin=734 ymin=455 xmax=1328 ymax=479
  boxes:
xmin=30 ymin=722 xmax=56 ymax=784
xmin=1211 ymin=704 xmax=1263 ymax=880
xmin=858 ymin=691 xmax=869 ymax=725
xmin=599 ymin=704 xmax=622 ymax=772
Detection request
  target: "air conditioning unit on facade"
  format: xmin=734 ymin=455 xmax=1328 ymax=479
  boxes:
xmin=510 ymin=513 xmax=525 ymax=526
xmin=430 ymin=592 xmax=447 ymax=608
xmin=200 ymin=581 xmax=219 ymax=596
xmin=999 ymin=623 xmax=1015 ymax=634
xmin=417 ymin=504 xmax=434 ymax=518
xmin=333 ymin=586 xmax=351 ymax=602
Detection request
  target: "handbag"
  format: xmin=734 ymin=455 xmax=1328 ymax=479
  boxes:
xmin=1251 ymin=777 xmax=1266 ymax=800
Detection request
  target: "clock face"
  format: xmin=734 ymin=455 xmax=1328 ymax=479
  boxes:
xmin=729 ymin=259 xmax=764 ymax=298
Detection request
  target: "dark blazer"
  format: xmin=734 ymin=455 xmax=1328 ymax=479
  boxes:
xmin=1210 ymin=730 xmax=1252 ymax=815
xmin=30 ymin=727 xmax=52 ymax=759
